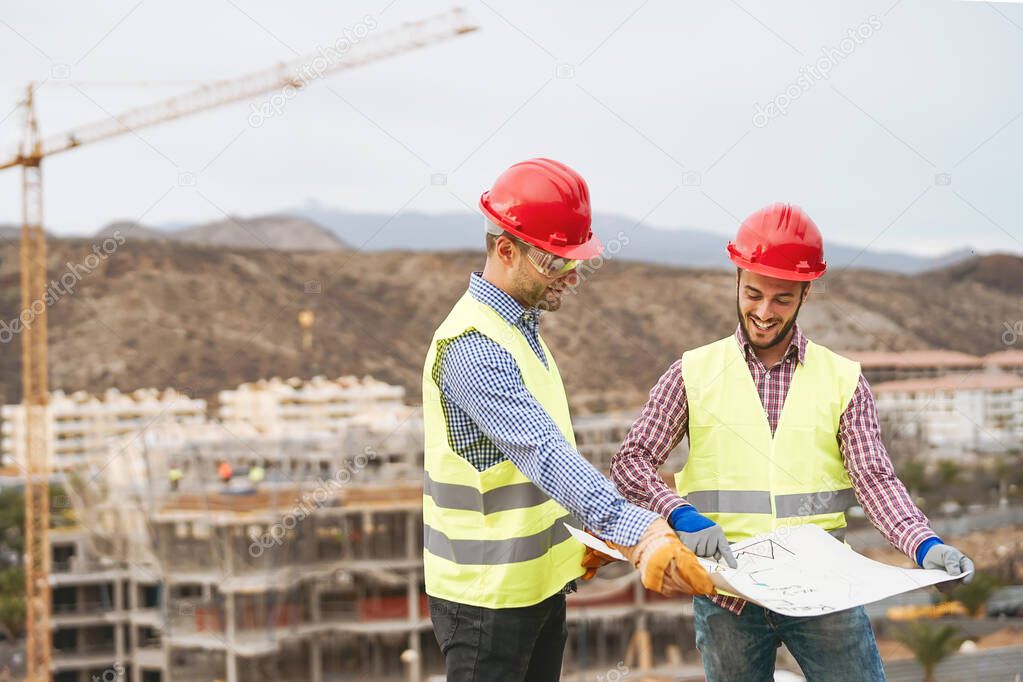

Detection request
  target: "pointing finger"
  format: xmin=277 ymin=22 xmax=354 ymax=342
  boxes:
xmin=720 ymin=541 xmax=738 ymax=569
xmin=961 ymin=556 xmax=975 ymax=582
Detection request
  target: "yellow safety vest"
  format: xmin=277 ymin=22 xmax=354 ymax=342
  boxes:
xmin=675 ymin=336 xmax=861 ymax=543
xmin=422 ymin=291 xmax=585 ymax=608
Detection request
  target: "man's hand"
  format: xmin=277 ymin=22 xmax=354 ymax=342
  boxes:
xmin=580 ymin=530 xmax=617 ymax=580
xmin=610 ymin=517 xmax=715 ymax=596
xmin=677 ymin=526 xmax=737 ymax=569
xmin=923 ymin=543 xmax=974 ymax=593
xmin=670 ymin=505 xmax=738 ymax=569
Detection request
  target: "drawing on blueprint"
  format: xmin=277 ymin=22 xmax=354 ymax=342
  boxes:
xmin=564 ymin=523 xmax=969 ymax=618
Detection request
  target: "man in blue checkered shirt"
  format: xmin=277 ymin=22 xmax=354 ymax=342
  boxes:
xmin=423 ymin=158 xmax=713 ymax=682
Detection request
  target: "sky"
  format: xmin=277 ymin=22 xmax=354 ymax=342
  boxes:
xmin=0 ymin=0 xmax=1020 ymax=256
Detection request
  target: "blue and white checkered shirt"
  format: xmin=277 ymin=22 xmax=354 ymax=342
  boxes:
xmin=437 ymin=272 xmax=656 ymax=546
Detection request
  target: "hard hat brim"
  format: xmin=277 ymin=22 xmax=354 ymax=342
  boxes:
xmin=728 ymin=249 xmax=826 ymax=282
xmin=480 ymin=194 xmax=604 ymax=260
xmin=547 ymin=233 xmax=604 ymax=260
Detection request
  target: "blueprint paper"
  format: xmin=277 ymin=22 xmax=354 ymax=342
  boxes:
xmin=565 ymin=523 xmax=627 ymax=560
xmin=697 ymin=525 xmax=969 ymax=616
xmin=566 ymin=523 xmax=968 ymax=616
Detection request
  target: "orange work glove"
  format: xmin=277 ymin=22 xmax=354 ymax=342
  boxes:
xmin=610 ymin=517 xmax=715 ymax=596
xmin=580 ymin=529 xmax=618 ymax=580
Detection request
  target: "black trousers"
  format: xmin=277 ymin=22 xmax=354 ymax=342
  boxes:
xmin=428 ymin=592 xmax=568 ymax=682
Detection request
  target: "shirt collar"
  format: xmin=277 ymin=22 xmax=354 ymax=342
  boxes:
xmin=734 ymin=323 xmax=807 ymax=366
xmin=468 ymin=272 xmax=541 ymax=327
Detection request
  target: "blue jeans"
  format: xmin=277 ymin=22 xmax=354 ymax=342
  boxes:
xmin=693 ymin=596 xmax=886 ymax=681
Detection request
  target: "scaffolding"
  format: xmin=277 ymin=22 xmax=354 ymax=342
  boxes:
xmin=30 ymin=376 xmax=700 ymax=681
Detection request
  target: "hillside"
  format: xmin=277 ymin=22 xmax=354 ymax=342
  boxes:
xmin=0 ymin=239 xmax=1018 ymax=414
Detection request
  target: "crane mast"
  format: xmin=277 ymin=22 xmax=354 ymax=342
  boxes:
xmin=0 ymin=10 xmax=477 ymax=679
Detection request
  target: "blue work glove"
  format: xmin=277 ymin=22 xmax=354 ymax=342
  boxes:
xmin=921 ymin=541 xmax=975 ymax=593
xmin=669 ymin=505 xmax=737 ymax=569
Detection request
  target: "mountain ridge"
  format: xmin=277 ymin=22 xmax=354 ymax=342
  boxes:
xmin=0 ymin=238 xmax=1016 ymax=414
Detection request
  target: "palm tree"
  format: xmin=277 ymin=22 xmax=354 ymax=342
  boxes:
xmin=899 ymin=458 xmax=931 ymax=503
xmin=934 ymin=459 xmax=961 ymax=490
xmin=895 ymin=621 xmax=964 ymax=682
xmin=948 ymin=573 xmax=1000 ymax=617
xmin=994 ymin=448 xmax=1023 ymax=506
xmin=0 ymin=566 xmax=25 ymax=640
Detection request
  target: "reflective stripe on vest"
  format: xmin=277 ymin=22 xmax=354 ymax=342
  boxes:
xmin=422 ymin=291 xmax=585 ymax=609
xmin=775 ymin=488 xmax=856 ymax=518
xmin=424 ymin=471 xmax=550 ymax=515
xmin=675 ymin=336 xmax=861 ymax=544
xmin=685 ymin=488 xmax=855 ymax=517
xmin=685 ymin=490 xmax=772 ymax=514
xmin=424 ymin=513 xmax=579 ymax=565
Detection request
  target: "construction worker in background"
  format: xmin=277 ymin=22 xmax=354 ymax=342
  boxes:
xmin=610 ymin=203 xmax=975 ymax=681
xmin=217 ymin=460 xmax=232 ymax=488
xmin=423 ymin=158 xmax=714 ymax=682
xmin=168 ymin=466 xmax=182 ymax=492
xmin=249 ymin=464 xmax=265 ymax=485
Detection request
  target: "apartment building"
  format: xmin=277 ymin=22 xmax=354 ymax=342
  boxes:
xmin=218 ymin=376 xmax=407 ymax=437
xmin=984 ymin=350 xmax=1023 ymax=378
xmin=872 ymin=373 xmax=1023 ymax=457
xmin=1 ymin=387 xmax=205 ymax=473
xmin=841 ymin=350 xmax=985 ymax=386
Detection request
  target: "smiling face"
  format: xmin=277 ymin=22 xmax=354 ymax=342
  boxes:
xmin=735 ymin=268 xmax=810 ymax=354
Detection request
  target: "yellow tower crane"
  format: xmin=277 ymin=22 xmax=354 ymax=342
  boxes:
xmin=0 ymin=9 xmax=477 ymax=679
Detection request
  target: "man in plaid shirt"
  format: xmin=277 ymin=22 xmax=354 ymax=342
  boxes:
xmin=610 ymin=203 xmax=974 ymax=681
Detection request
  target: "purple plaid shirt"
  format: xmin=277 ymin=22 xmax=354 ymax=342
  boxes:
xmin=610 ymin=325 xmax=938 ymax=615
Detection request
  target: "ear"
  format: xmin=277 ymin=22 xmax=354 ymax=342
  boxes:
xmin=495 ymin=235 xmax=518 ymax=268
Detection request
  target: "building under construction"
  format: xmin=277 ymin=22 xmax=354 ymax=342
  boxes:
xmin=24 ymin=375 xmax=701 ymax=682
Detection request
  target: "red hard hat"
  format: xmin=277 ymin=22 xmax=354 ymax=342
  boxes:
xmin=479 ymin=158 xmax=603 ymax=259
xmin=727 ymin=203 xmax=826 ymax=282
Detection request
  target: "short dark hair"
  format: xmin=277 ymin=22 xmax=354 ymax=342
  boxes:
xmin=485 ymin=223 xmax=527 ymax=256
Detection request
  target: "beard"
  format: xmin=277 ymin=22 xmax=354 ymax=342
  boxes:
xmin=735 ymin=295 xmax=804 ymax=350
xmin=537 ymin=286 xmax=564 ymax=312
xmin=516 ymin=269 xmax=565 ymax=312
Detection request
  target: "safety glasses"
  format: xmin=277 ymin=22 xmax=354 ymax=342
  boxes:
xmin=520 ymin=242 xmax=579 ymax=278
xmin=485 ymin=222 xmax=579 ymax=277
